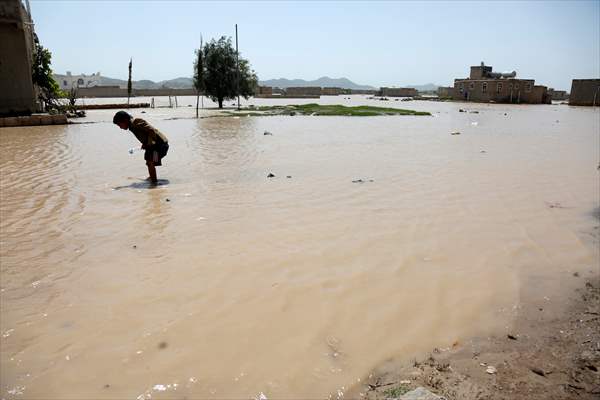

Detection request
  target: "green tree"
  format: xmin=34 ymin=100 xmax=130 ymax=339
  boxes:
xmin=200 ymin=36 xmax=258 ymax=109
xmin=31 ymin=36 xmax=60 ymax=111
xmin=193 ymin=37 xmax=205 ymax=117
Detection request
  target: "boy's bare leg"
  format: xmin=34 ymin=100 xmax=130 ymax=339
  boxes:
xmin=147 ymin=161 xmax=158 ymax=183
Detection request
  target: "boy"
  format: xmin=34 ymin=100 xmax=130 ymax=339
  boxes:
xmin=113 ymin=111 xmax=169 ymax=184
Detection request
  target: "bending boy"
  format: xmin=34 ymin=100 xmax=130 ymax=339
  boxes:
xmin=113 ymin=111 xmax=169 ymax=184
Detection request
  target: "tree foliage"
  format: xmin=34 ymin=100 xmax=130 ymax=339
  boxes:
xmin=196 ymin=36 xmax=258 ymax=108
xmin=194 ymin=39 xmax=205 ymax=117
xmin=193 ymin=47 xmax=205 ymax=93
xmin=31 ymin=36 xmax=60 ymax=110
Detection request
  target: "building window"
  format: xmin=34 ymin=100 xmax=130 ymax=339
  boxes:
xmin=482 ymin=82 xmax=487 ymax=93
xmin=514 ymin=83 xmax=519 ymax=90
xmin=497 ymin=83 xmax=503 ymax=93
xmin=77 ymin=78 xmax=84 ymax=85
xmin=525 ymin=83 xmax=531 ymax=92
xmin=459 ymin=83 xmax=464 ymax=93
xmin=469 ymin=82 xmax=474 ymax=90
xmin=63 ymin=80 xmax=68 ymax=86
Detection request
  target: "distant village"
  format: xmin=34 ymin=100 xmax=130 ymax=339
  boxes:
xmin=1 ymin=0 xmax=599 ymax=121
xmin=50 ymin=65 xmax=598 ymax=108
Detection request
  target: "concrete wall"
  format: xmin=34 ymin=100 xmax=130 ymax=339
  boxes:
xmin=0 ymin=113 xmax=67 ymax=127
xmin=548 ymin=89 xmax=568 ymax=101
xmin=470 ymin=65 xmax=492 ymax=79
xmin=285 ymin=87 xmax=322 ymax=96
xmin=437 ymin=87 xmax=454 ymax=98
xmin=321 ymin=87 xmax=348 ymax=95
xmin=349 ymin=89 xmax=378 ymax=95
xmin=569 ymin=79 xmax=600 ymax=106
xmin=257 ymin=86 xmax=273 ymax=95
xmin=452 ymin=78 xmax=549 ymax=104
xmin=76 ymin=86 xmax=198 ymax=98
xmin=0 ymin=0 xmax=37 ymax=116
xmin=379 ymin=87 xmax=418 ymax=97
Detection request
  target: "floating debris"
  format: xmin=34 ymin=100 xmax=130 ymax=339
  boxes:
xmin=486 ymin=366 xmax=497 ymax=374
xmin=530 ymin=367 xmax=546 ymax=377
xmin=263 ymin=131 xmax=273 ymax=136
xmin=267 ymin=173 xmax=275 ymax=178
xmin=451 ymin=131 xmax=461 ymax=135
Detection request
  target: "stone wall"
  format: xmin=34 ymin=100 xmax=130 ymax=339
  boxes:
xmin=569 ymin=79 xmax=600 ymax=106
xmin=0 ymin=0 xmax=37 ymax=116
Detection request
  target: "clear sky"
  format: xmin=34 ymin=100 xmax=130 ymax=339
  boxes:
xmin=30 ymin=0 xmax=599 ymax=90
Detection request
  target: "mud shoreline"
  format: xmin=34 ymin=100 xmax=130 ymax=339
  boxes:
xmin=349 ymin=272 xmax=600 ymax=399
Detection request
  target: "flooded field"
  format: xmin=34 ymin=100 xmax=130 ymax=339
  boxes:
xmin=1 ymin=96 xmax=598 ymax=399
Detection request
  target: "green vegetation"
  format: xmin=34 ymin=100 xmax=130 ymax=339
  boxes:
xmin=31 ymin=38 xmax=61 ymax=110
xmin=196 ymin=36 xmax=258 ymax=109
xmin=224 ymin=103 xmax=430 ymax=117
xmin=383 ymin=384 xmax=411 ymax=398
xmin=193 ymin=37 xmax=205 ymax=117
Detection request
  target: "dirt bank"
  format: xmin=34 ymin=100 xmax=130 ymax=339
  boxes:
xmin=349 ymin=274 xmax=600 ymax=399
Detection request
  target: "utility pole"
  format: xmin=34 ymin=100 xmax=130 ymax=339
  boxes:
xmin=235 ymin=24 xmax=240 ymax=110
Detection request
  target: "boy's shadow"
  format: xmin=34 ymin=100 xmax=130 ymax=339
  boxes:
xmin=113 ymin=179 xmax=170 ymax=190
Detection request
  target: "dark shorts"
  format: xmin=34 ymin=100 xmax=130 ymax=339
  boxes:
xmin=144 ymin=142 xmax=169 ymax=166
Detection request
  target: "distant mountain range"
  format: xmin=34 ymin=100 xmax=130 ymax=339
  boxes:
xmin=54 ymin=73 xmax=439 ymax=91
xmin=258 ymin=78 xmax=439 ymax=91
xmin=53 ymin=74 xmax=195 ymax=89
xmin=99 ymin=76 xmax=195 ymax=89
xmin=259 ymin=77 xmax=377 ymax=90
xmin=406 ymin=83 xmax=439 ymax=92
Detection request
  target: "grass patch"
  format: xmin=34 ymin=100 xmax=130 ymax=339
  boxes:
xmin=224 ymin=103 xmax=430 ymax=117
xmin=383 ymin=384 xmax=411 ymax=398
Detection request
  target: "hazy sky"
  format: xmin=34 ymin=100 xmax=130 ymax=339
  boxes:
xmin=30 ymin=0 xmax=599 ymax=90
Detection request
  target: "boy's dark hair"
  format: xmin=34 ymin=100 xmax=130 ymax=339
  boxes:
xmin=113 ymin=111 xmax=132 ymax=125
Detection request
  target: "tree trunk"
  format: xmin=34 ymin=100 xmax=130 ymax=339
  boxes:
xmin=218 ymin=98 xmax=223 ymax=109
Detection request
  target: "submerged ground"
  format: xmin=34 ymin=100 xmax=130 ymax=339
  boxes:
xmin=0 ymin=96 xmax=598 ymax=399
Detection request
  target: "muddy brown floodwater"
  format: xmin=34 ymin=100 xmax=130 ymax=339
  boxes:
xmin=0 ymin=97 xmax=598 ymax=399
